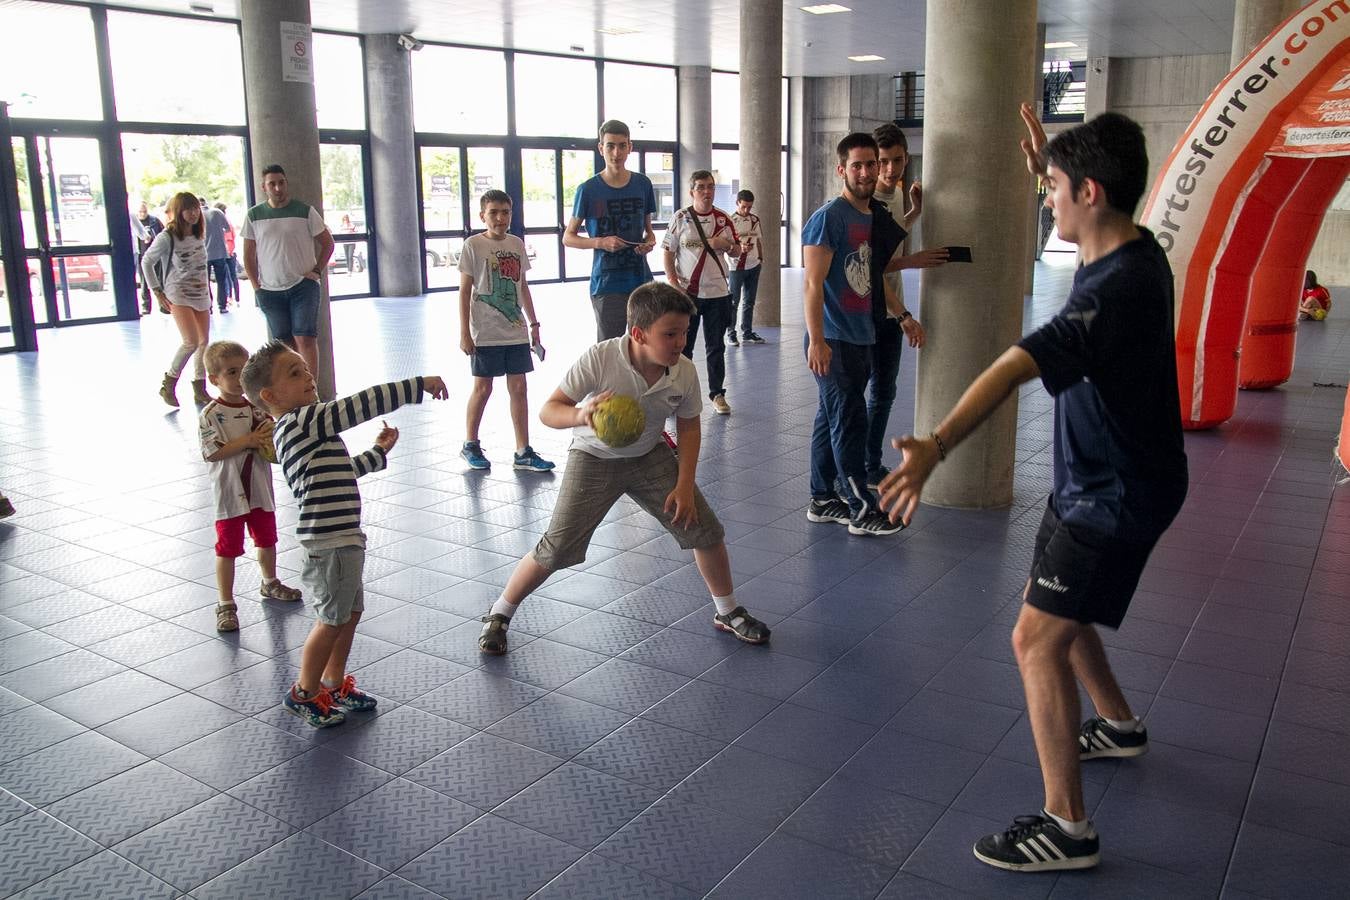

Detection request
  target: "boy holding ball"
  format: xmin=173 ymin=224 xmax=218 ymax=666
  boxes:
xmin=477 ymin=282 xmax=770 ymax=654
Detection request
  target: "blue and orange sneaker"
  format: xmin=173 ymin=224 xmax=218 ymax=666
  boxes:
xmin=283 ymin=685 xmax=345 ymax=728
xmin=331 ymin=675 xmax=378 ymax=712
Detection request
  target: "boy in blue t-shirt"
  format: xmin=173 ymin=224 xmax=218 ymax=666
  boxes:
xmin=564 ymin=119 xmax=657 ymax=341
xmin=879 ymin=106 xmax=1187 ymax=874
xmin=801 ymin=132 xmax=906 ymax=538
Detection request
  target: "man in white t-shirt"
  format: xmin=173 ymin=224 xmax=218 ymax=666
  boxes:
xmin=240 ymin=164 xmax=334 ymax=380
xmin=728 ymin=189 xmax=767 ymax=346
xmin=662 ymin=170 xmax=740 ymax=415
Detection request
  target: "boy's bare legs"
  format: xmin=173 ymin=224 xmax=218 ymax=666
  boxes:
xmin=297 ymin=620 xmax=344 ymax=695
xmin=215 ymin=557 xmax=236 ymax=607
xmin=321 ymin=611 xmax=362 ymax=686
xmin=499 ymin=553 xmax=554 ymax=609
xmin=293 ymin=335 xmax=320 ymax=386
xmin=466 ymin=376 xmax=493 ymax=442
xmin=1012 ymin=600 xmax=1087 ymax=822
xmin=506 ymin=374 xmax=529 ymax=451
xmin=257 ymin=544 xmax=279 ymax=582
xmin=692 ymin=543 xmax=733 ymax=596
xmin=1070 ymin=625 xmax=1134 ymax=722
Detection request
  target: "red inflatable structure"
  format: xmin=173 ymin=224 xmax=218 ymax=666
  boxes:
xmin=1141 ymin=1 xmax=1350 ymax=446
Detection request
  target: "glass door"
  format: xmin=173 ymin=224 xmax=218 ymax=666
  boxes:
xmin=15 ymin=133 xmax=117 ymax=326
xmin=319 ymin=142 xmax=371 ymax=298
xmin=417 ymin=144 xmax=505 ymax=292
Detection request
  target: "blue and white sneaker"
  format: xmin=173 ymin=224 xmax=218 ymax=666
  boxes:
xmin=513 ymin=446 xmax=555 ymax=472
xmin=331 ymin=675 xmax=378 ymax=712
xmin=283 ymin=685 xmax=345 ymax=728
xmin=460 ymin=441 xmax=490 ymax=470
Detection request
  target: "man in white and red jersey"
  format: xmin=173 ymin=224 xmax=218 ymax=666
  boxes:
xmin=663 ymin=170 xmax=740 ymax=415
xmin=728 ymin=189 xmax=767 ymax=346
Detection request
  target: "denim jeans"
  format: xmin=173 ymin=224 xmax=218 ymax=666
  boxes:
xmin=257 ymin=277 xmax=321 ymax=340
xmin=807 ymin=337 xmax=874 ymax=517
xmin=865 ymin=316 xmax=903 ymax=474
xmin=683 ymin=294 xmax=731 ymax=398
xmin=208 ymin=257 xmax=233 ymax=310
xmin=728 ymin=265 xmax=761 ymax=336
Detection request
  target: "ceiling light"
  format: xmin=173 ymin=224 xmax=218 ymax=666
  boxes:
xmin=1044 ymin=41 xmax=1078 ymax=49
xmin=598 ymin=26 xmax=640 ymax=36
xmin=802 ymin=4 xmax=851 ymax=14
xmin=848 ymin=54 xmax=885 ymax=62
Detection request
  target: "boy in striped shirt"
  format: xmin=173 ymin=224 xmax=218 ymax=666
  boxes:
xmin=243 ymin=340 xmax=449 ymax=727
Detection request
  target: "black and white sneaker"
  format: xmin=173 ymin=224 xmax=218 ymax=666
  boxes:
xmin=743 ymin=331 xmax=767 ymax=344
xmin=807 ymin=497 xmax=851 ymax=525
xmin=1079 ymin=716 xmax=1148 ymax=759
xmin=727 ymin=331 xmax=740 ymax=347
xmin=848 ymin=509 xmax=904 ymax=536
xmin=973 ymin=814 xmax=1100 ymax=872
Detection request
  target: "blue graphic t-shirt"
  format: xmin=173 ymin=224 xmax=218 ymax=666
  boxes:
xmin=572 ymin=171 xmax=656 ymax=296
xmin=801 ymin=197 xmax=876 ymax=345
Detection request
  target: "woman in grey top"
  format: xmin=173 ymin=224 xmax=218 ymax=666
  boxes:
xmin=142 ymin=192 xmax=212 ymax=407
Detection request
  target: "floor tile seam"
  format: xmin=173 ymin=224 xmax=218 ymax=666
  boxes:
xmin=179 ymin=825 xmax=385 ymax=895
xmin=15 ymin=843 xmax=179 ymax=898
xmin=40 ymin=765 xmax=224 ymax=852
xmin=522 ymin=854 xmax=691 ymax=900
xmin=220 ymin=755 xmax=395 ymax=834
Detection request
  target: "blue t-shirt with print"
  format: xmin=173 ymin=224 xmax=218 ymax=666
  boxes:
xmin=572 ymin=171 xmax=656 ymax=297
xmin=801 ymin=197 xmax=876 ymax=345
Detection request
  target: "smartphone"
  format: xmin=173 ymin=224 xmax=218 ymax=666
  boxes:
xmin=945 ymin=245 xmax=973 ymax=263
xmin=532 ymin=341 xmax=546 ymax=362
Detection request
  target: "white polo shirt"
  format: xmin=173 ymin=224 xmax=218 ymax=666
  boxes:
xmin=239 ymin=199 xmax=328 ymax=291
xmin=559 ymin=336 xmax=703 ymax=459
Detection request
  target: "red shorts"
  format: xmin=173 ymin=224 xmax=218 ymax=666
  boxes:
xmin=215 ymin=508 xmax=279 ymax=558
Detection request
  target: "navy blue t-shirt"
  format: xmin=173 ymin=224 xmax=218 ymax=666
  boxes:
xmin=1017 ymin=229 xmax=1188 ymax=540
xmin=572 ymin=171 xmax=656 ymax=297
xmin=801 ymin=197 xmax=876 ymax=345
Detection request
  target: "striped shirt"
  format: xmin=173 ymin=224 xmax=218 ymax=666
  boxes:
xmin=274 ymin=378 xmax=424 ymax=548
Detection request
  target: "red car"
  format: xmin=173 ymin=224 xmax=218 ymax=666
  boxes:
xmin=0 ymin=257 xmax=106 ymax=295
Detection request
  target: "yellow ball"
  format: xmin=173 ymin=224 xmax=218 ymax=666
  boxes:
xmin=259 ymin=435 xmax=278 ymax=464
xmin=1312 ymin=307 xmax=1327 ymax=321
xmin=592 ymin=394 xmax=646 ymax=448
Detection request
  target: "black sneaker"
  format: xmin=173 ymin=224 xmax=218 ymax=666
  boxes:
xmin=806 ymin=497 xmax=851 ymax=525
xmin=727 ymin=331 xmax=740 ymax=347
xmin=743 ymin=331 xmax=767 ymax=344
xmin=712 ymin=606 xmax=771 ymax=644
xmin=865 ymin=465 xmax=890 ymax=490
xmin=1079 ymin=716 xmax=1148 ymax=759
xmin=973 ymin=814 xmax=1100 ymax=872
xmin=848 ymin=509 xmax=904 ymax=536
xmin=479 ymin=613 xmax=511 ymax=655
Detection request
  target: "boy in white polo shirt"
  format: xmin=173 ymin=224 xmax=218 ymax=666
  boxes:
xmin=477 ymin=282 xmax=771 ymax=654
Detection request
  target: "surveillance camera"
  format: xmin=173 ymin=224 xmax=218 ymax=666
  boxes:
xmin=397 ymin=34 xmax=423 ymax=52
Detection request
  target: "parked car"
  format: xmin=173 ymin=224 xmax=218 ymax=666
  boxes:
xmin=0 ymin=257 xmax=105 ymax=295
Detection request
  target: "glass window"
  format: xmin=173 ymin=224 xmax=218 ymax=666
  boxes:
xmin=526 ymin=238 xmax=558 ymax=282
xmin=414 ymin=47 xmax=506 ymax=134
xmin=425 ymin=236 xmax=464 ymax=289
xmin=563 ymin=242 xmax=591 ymax=281
xmin=51 ymin=253 xmax=114 ymax=320
xmin=465 ymin=147 xmax=506 ymax=215
xmin=37 ymin=137 xmax=107 ymax=247
xmin=328 ymin=238 xmax=369 ymax=295
xmin=561 ymin=149 xmax=596 ymax=223
xmin=711 ymin=149 xmax=740 ymax=209
xmin=421 ymin=147 xmax=463 ymax=233
xmin=514 ymin=55 xmax=596 ymax=138
xmin=603 ymin=63 xmax=676 ymax=142
xmin=643 ymin=152 xmax=675 ymax=223
xmin=0 ymin=2 xmax=102 ymax=120
xmin=711 ymin=71 xmax=740 ymax=145
xmin=315 ymin=33 xmax=365 ymax=130
xmin=121 ymin=134 xmax=249 ymax=220
xmin=319 ymin=144 xmax=366 ymax=233
xmin=108 ymin=12 xmax=245 ymax=125
xmin=520 ymin=149 xmax=558 ymax=229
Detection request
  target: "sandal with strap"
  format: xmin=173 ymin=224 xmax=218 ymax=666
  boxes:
xmin=713 ymin=606 xmax=771 ymax=644
xmin=478 ymin=613 xmax=511 ymax=655
xmin=215 ymin=602 xmax=239 ymax=632
xmin=260 ymin=579 xmax=303 ymax=601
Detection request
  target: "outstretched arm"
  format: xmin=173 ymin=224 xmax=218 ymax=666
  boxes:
xmin=1020 ymin=101 xmax=1049 ymax=180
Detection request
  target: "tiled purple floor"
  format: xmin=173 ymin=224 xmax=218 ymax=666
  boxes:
xmin=0 ymin=260 xmax=1348 ymax=897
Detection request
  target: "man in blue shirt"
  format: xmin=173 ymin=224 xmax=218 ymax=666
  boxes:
xmin=880 ymin=105 xmax=1187 ymax=874
xmin=564 ymin=120 xmax=658 ymax=341
xmin=801 ymin=133 xmax=906 ymax=537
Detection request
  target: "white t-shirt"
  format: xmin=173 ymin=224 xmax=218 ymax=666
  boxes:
xmin=731 ymin=210 xmax=762 ymax=271
xmin=458 ymin=232 xmax=531 ymax=346
xmin=141 ymin=231 xmax=211 ymax=311
xmin=559 ymin=336 xmax=703 ymax=459
xmin=663 ymin=206 xmax=735 ymax=298
xmin=199 ymin=398 xmax=277 ymax=520
xmin=238 ymin=199 xmax=328 ymax=291
xmin=873 ymin=186 xmax=907 ymax=313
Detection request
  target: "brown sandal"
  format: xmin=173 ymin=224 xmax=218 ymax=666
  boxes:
xmin=215 ymin=603 xmax=239 ymax=632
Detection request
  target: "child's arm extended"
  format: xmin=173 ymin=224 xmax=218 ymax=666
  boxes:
xmin=289 ymin=377 xmax=449 ymax=440
xmin=349 ymin=420 xmax=400 ymax=478
xmin=664 ymin=414 xmax=703 ymax=527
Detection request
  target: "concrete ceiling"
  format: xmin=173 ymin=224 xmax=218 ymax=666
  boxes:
xmin=86 ymin=0 xmax=1241 ymax=75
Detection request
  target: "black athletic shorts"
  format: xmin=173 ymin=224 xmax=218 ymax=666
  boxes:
xmin=1025 ymin=501 xmax=1162 ymax=629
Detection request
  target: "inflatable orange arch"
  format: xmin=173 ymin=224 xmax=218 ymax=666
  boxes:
xmin=1140 ymin=0 xmax=1350 ymax=473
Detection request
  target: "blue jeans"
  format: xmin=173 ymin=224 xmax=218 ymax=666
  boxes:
xmin=208 ymin=257 xmax=233 ymax=310
xmin=683 ymin=294 xmax=730 ymax=398
xmin=728 ymin=266 xmax=761 ymax=336
xmin=865 ymin=317 xmax=903 ymax=474
xmin=807 ymin=337 xmax=874 ymax=517
xmin=257 ymin=278 xmax=321 ymax=341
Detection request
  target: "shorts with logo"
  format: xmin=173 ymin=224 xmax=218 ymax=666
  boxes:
xmin=214 ymin=507 xmax=279 ymax=558
xmin=302 ymin=544 xmax=366 ymax=626
xmin=1025 ymin=500 xmax=1161 ymax=629
xmin=531 ymin=445 xmax=725 ymax=571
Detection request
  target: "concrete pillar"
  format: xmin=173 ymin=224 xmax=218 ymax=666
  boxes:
xmin=1232 ymin=0 xmax=1302 ymax=64
xmin=1084 ymin=57 xmax=1111 ymax=119
xmin=916 ymin=0 xmax=1037 ymax=509
xmin=789 ymin=75 xmax=808 ymax=266
xmin=365 ymin=35 xmax=421 ymax=297
xmin=739 ymin=0 xmax=782 ymax=326
xmin=240 ymin=0 xmax=334 ymax=399
xmin=798 ymin=74 xmax=894 ymax=220
xmin=677 ymin=66 xmax=711 ymax=204
xmin=1024 ymin=22 xmax=1046 ymax=294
